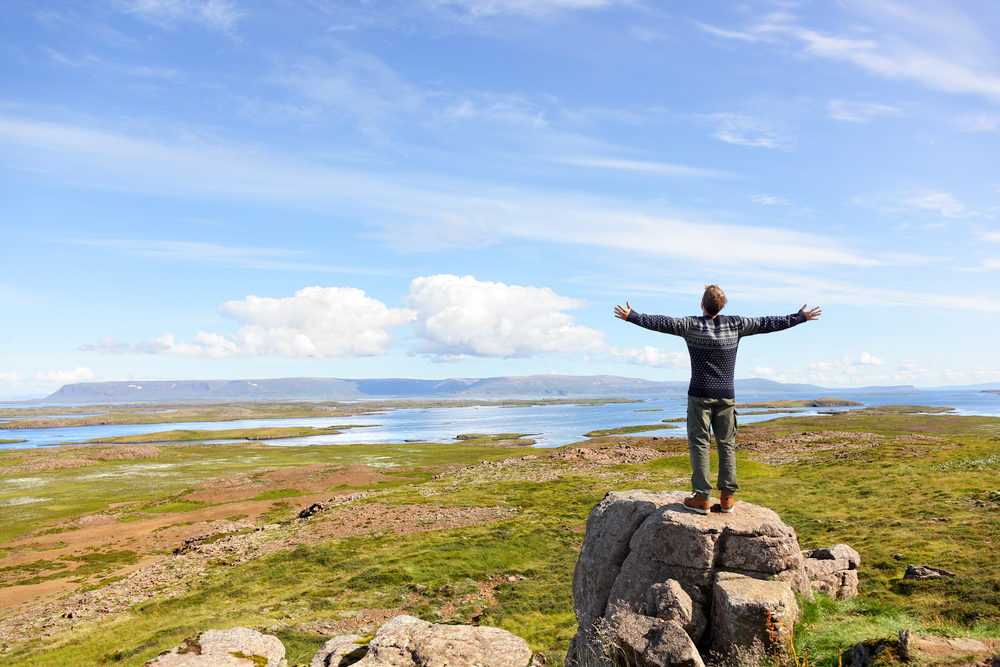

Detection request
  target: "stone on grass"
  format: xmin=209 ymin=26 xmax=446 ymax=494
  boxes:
xmin=899 ymin=629 xmax=1000 ymax=665
xmin=310 ymin=634 xmax=365 ymax=667
xmin=903 ymin=564 xmax=956 ymax=580
xmin=354 ymin=615 xmax=532 ymax=667
xmin=803 ymin=544 xmax=861 ymax=599
xmin=146 ymin=627 xmax=286 ymax=667
xmin=710 ymin=573 xmax=799 ymax=660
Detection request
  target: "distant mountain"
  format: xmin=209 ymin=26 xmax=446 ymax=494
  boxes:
xmin=38 ymin=375 xmax=921 ymax=403
xmin=41 ymin=375 xmax=690 ymax=403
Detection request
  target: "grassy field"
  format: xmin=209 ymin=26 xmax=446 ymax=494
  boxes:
xmin=0 ymin=407 xmax=998 ymax=666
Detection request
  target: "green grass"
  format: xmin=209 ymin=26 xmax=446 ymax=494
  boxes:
xmin=2 ymin=409 xmax=999 ymax=667
xmin=583 ymin=424 xmax=679 ymax=437
xmin=0 ymin=439 xmax=28 ymax=444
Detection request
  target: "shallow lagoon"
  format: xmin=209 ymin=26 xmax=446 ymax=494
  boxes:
xmin=0 ymin=390 xmax=996 ymax=450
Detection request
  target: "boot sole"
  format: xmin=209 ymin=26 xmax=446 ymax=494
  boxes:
xmin=682 ymin=504 xmax=710 ymax=515
xmin=720 ymin=507 xmax=734 ymax=513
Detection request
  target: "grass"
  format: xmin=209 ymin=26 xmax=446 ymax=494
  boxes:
xmin=78 ymin=426 xmax=345 ymax=444
xmin=1 ymin=408 xmax=999 ymax=667
xmin=0 ymin=439 xmax=28 ymax=444
xmin=737 ymin=398 xmax=863 ymax=408
xmin=583 ymin=424 xmax=679 ymax=437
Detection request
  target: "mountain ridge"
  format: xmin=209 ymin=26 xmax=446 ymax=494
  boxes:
xmin=36 ymin=375 xmax=917 ymax=403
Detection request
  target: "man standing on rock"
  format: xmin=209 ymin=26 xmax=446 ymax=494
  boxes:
xmin=614 ymin=285 xmax=821 ymax=515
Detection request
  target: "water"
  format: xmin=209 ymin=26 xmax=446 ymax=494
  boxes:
xmin=0 ymin=390 xmax=996 ymax=450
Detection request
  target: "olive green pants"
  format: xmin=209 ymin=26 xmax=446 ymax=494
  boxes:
xmin=687 ymin=396 xmax=739 ymax=499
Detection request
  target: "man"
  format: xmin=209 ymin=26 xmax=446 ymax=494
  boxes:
xmin=614 ymin=285 xmax=821 ymax=515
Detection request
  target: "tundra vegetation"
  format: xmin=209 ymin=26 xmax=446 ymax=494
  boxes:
xmin=0 ymin=405 xmax=997 ymax=666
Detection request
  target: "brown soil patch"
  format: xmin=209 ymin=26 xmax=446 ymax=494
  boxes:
xmin=183 ymin=464 xmax=414 ymax=503
xmin=551 ymin=443 xmax=682 ymax=467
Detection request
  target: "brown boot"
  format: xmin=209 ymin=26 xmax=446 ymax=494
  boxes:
xmin=683 ymin=494 xmax=710 ymax=515
xmin=720 ymin=493 xmax=735 ymax=513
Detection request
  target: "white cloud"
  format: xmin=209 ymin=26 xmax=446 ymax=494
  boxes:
xmin=0 ymin=367 xmax=95 ymax=397
xmin=79 ymin=336 xmax=133 ymax=354
xmin=753 ymin=366 xmax=775 ymax=375
xmin=810 ymin=352 xmax=885 ymax=372
xmin=699 ymin=112 xmax=791 ymax=149
xmin=854 ymin=190 xmax=977 ymax=219
xmin=36 ymin=367 xmax=95 ymax=384
xmin=403 ymin=274 xmax=605 ymax=360
xmin=750 ymin=194 xmax=789 ymax=205
xmin=120 ymin=0 xmax=240 ymax=31
xmin=699 ymin=8 xmax=1000 ymax=103
xmin=827 ymin=100 xmax=901 ymax=123
xmin=128 ymin=286 xmax=416 ymax=359
xmin=553 ymin=156 xmax=730 ymax=178
xmin=607 ymin=345 xmax=688 ymax=368
xmin=431 ymin=0 xmax=629 ymax=19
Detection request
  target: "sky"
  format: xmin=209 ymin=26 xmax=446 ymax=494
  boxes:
xmin=2 ymin=0 xmax=1000 ymax=398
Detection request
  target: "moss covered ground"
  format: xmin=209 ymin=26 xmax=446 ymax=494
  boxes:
xmin=0 ymin=408 xmax=997 ymax=666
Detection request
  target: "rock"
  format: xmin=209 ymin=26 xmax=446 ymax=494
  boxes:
xmin=810 ymin=570 xmax=859 ymax=600
xmin=846 ymin=637 xmax=904 ymax=667
xmin=311 ymin=635 xmax=365 ymax=667
xmin=146 ymin=627 xmax=286 ymax=667
xmin=607 ymin=609 xmax=705 ymax=667
xmin=803 ymin=544 xmax=861 ymax=599
xmin=355 ymin=615 xmax=532 ymax=667
xmin=566 ymin=491 xmax=812 ymax=667
xmin=710 ymin=574 xmax=799 ymax=660
xmin=646 ymin=581 xmax=706 ymax=644
xmin=904 ymin=564 xmax=956 ymax=580
xmin=899 ymin=629 xmax=1000 ymax=664
xmin=808 ymin=544 xmax=860 ymax=569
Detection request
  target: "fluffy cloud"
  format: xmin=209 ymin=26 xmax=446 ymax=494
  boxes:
xmin=0 ymin=367 xmax=95 ymax=397
xmin=403 ymin=274 xmax=605 ymax=361
xmin=810 ymin=352 xmax=886 ymax=371
xmin=607 ymin=345 xmax=688 ymax=368
xmin=105 ymin=286 xmax=416 ymax=359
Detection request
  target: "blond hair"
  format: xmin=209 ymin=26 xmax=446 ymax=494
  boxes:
xmin=702 ymin=285 xmax=727 ymax=316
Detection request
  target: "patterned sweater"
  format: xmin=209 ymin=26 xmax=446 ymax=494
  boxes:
xmin=626 ymin=309 xmax=807 ymax=399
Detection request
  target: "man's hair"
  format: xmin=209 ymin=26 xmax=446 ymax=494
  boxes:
xmin=702 ymin=284 xmax=727 ymax=316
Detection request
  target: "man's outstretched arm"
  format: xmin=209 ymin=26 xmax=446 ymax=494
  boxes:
xmin=614 ymin=301 xmax=688 ymax=336
xmin=740 ymin=304 xmax=821 ymax=337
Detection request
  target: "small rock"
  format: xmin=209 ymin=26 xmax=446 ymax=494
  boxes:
xmin=146 ymin=627 xmax=285 ymax=667
xmin=310 ymin=635 xmax=364 ymax=667
xmin=355 ymin=615 xmax=531 ymax=667
xmin=903 ymin=564 xmax=956 ymax=580
xmin=892 ymin=553 xmax=904 ymax=561
xmin=899 ymin=629 xmax=1000 ymax=665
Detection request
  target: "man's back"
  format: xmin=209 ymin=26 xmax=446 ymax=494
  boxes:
xmin=625 ymin=310 xmax=806 ymax=399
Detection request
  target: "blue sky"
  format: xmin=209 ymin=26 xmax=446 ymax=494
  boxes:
xmin=2 ymin=0 xmax=999 ymax=397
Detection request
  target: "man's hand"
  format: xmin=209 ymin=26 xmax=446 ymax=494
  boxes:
xmin=614 ymin=301 xmax=632 ymax=321
xmin=801 ymin=304 xmax=822 ymax=321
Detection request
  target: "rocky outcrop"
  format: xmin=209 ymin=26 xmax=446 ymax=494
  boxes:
xmin=903 ymin=564 xmax=956 ymax=580
xmin=567 ymin=490 xmax=816 ymax=667
xmin=344 ymin=615 xmax=532 ymax=667
xmin=899 ymin=630 xmax=1000 ymax=665
xmin=146 ymin=627 xmax=286 ymax=667
xmin=803 ymin=544 xmax=861 ymax=599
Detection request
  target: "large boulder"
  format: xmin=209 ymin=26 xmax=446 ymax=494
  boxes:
xmin=567 ymin=491 xmax=814 ymax=667
xmin=350 ymin=615 xmax=532 ymax=667
xmin=147 ymin=627 xmax=286 ymax=667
